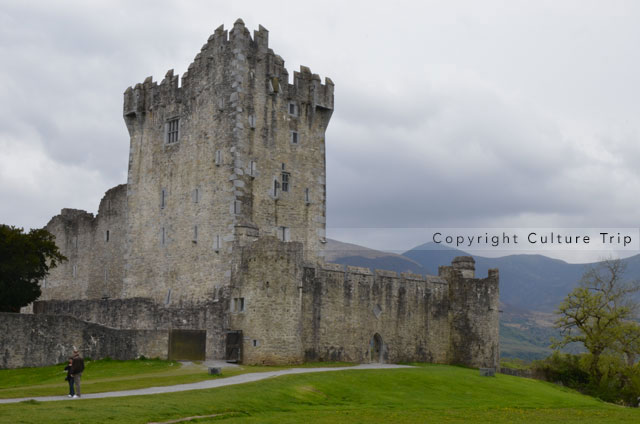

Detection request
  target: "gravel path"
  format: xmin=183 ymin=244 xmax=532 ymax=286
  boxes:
xmin=0 ymin=363 xmax=412 ymax=404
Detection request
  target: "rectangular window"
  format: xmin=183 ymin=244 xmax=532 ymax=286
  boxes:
xmin=161 ymin=227 xmax=166 ymax=245
xmin=248 ymin=114 xmax=256 ymax=128
xmin=270 ymin=77 xmax=279 ymax=93
xmin=213 ymin=234 xmax=221 ymax=250
xmin=72 ymin=264 xmax=77 ymax=278
xmin=273 ymin=180 xmax=280 ymax=197
xmin=281 ymin=172 xmax=290 ymax=192
xmin=233 ymin=200 xmax=242 ymax=215
xmin=166 ymin=118 xmax=179 ymax=144
xmin=278 ymin=226 xmax=290 ymax=242
xmin=232 ymin=297 xmax=245 ymax=312
xmin=290 ymin=131 xmax=298 ymax=144
xmin=305 ymin=188 xmax=310 ymax=203
xmin=215 ymin=150 xmax=222 ymax=166
xmin=288 ymin=102 xmax=298 ymax=116
xmin=249 ymin=160 xmax=256 ymax=177
xmin=193 ymin=188 xmax=199 ymax=203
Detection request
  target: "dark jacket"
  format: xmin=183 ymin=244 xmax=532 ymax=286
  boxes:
xmin=64 ymin=364 xmax=73 ymax=381
xmin=71 ymin=356 xmax=84 ymax=374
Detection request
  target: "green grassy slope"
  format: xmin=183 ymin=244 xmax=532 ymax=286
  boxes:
xmin=0 ymin=359 xmax=354 ymax=399
xmin=1 ymin=363 xmax=638 ymax=423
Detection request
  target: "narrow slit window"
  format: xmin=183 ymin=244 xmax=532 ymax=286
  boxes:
xmin=193 ymin=225 xmax=198 ymax=243
xmin=215 ymin=150 xmax=222 ymax=166
xmin=105 ymin=230 xmax=110 ymax=242
xmin=161 ymin=189 xmax=166 ymax=209
xmin=193 ymin=188 xmax=199 ymax=203
xmin=273 ymin=180 xmax=280 ymax=197
xmin=72 ymin=264 xmax=77 ymax=278
xmin=305 ymin=188 xmax=310 ymax=203
xmin=213 ymin=234 xmax=221 ymax=250
xmin=249 ymin=160 xmax=256 ymax=177
xmin=161 ymin=227 xmax=166 ymax=245
xmin=290 ymin=131 xmax=298 ymax=144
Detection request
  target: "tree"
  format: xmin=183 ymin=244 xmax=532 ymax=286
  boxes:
xmin=616 ymin=321 xmax=640 ymax=367
xmin=0 ymin=225 xmax=67 ymax=312
xmin=553 ymin=258 xmax=640 ymax=380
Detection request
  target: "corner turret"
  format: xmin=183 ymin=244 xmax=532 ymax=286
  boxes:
xmin=451 ymin=256 xmax=475 ymax=278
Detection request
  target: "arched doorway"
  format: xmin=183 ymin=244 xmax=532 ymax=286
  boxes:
xmin=370 ymin=333 xmax=383 ymax=363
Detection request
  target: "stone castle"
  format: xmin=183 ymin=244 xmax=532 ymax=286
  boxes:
xmin=15 ymin=20 xmax=499 ymax=368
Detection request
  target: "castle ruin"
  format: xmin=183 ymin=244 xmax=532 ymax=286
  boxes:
xmin=10 ymin=20 xmax=499 ymax=368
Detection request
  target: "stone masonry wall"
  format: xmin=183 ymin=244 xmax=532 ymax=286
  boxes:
xmin=301 ymin=265 xmax=451 ymax=364
xmin=41 ymin=184 xmax=127 ymax=300
xmin=32 ymin=297 xmax=229 ymax=360
xmin=442 ymin=263 xmax=500 ymax=368
xmin=226 ymin=238 xmax=498 ymax=367
xmin=229 ymin=236 xmax=304 ymax=364
xmin=0 ymin=312 xmax=167 ymax=369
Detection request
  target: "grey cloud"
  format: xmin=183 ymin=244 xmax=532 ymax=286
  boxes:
xmin=1 ymin=1 xmax=639 ymax=264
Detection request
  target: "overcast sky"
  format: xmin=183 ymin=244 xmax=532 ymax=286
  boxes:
xmin=1 ymin=0 xmax=639 ymax=262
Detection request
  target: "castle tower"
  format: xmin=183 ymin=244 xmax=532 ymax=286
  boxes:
xmin=440 ymin=256 xmax=500 ymax=368
xmin=122 ymin=20 xmax=334 ymax=303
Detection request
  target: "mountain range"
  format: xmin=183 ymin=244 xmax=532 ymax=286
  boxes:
xmin=326 ymin=239 xmax=640 ymax=312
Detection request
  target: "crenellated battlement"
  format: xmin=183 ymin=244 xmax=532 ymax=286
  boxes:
xmin=123 ymin=19 xmax=333 ymax=123
xmin=315 ymin=258 xmax=492 ymax=287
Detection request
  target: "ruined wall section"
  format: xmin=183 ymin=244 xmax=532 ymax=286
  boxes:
xmin=32 ymin=296 xmax=229 ymax=360
xmin=1 ymin=312 xmax=168 ymax=369
xmin=122 ymin=20 xmax=333 ymax=303
xmin=301 ymin=265 xmax=450 ymax=364
xmin=441 ymin=257 xmax=500 ymax=368
xmin=40 ymin=184 xmax=127 ymax=301
xmin=229 ymin=237 xmax=305 ymax=364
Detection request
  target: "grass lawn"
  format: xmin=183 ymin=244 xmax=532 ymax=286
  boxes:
xmin=0 ymin=358 xmax=353 ymax=399
xmin=1 ymin=362 xmax=638 ymax=423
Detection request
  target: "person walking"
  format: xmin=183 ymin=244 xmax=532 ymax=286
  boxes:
xmin=63 ymin=358 xmax=74 ymax=398
xmin=70 ymin=349 xmax=85 ymax=398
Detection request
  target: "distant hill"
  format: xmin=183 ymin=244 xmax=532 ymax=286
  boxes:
xmin=323 ymin=239 xmax=425 ymax=274
xmin=403 ymin=242 xmax=640 ymax=312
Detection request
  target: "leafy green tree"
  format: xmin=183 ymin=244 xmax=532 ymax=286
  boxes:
xmin=616 ymin=321 xmax=640 ymax=366
xmin=0 ymin=225 xmax=67 ymax=312
xmin=553 ymin=259 xmax=640 ymax=380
